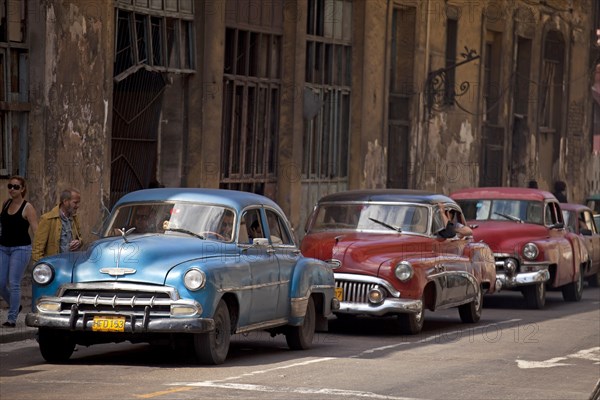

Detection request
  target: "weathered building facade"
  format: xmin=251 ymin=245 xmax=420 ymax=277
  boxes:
xmin=1 ymin=0 xmax=598 ymax=245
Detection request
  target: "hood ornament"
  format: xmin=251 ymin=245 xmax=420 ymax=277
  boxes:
xmin=117 ymin=227 xmax=136 ymax=243
xmin=100 ymin=239 xmax=137 ymax=277
xmin=100 ymin=267 xmax=137 ymax=277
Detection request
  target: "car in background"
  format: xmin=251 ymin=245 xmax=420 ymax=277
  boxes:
xmin=561 ymin=203 xmax=600 ymax=287
xmin=585 ymin=193 xmax=600 ymax=214
xmin=26 ymin=188 xmax=338 ymax=364
xmin=301 ymin=190 xmax=498 ymax=335
xmin=586 ymin=194 xmax=600 ymax=237
xmin=451 ymin=187 xmax=586 ymax=309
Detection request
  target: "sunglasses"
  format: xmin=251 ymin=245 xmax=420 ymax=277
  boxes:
xmin=7 ymin=184 xmax=21 ymax=190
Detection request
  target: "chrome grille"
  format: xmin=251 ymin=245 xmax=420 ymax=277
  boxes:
xmin=60 ymin=289 xmax=172 ymax=315
xmin=336 ymin=280 xmax=378 ymax=303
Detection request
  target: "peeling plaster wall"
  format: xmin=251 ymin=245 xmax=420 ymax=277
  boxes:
xmin=28 ymin=0 xmax=113 ymax=242
xmin=404 ymin=0 xmax=596 ymax=202
xmin=362 ymin=139 xmax=387 ymax=189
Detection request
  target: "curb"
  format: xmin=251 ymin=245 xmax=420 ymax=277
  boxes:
xmin=0 ymin=326 xmax=37 ymax=344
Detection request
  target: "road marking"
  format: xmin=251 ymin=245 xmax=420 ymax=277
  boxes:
xmin=199 ymin=357 xmax=336 ymax=383
xmin=155 ymin=319 xmax=523 ymax=400
xmin=516 ymin=347 xmax=600 ymax=369
xmin=134 ymin=386 xmax=195 ymax=398
xmin=354 ymin=318 xmax=522 ymax=357
xmin=188 ymin=382 xmax=424 ymax=400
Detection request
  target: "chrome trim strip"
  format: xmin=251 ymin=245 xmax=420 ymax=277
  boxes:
xmin=56 ymin=282 xmax=179 ymax=299
xmin=493 ymin=253 xmax=513 ymax=258
xmin=310 ymin=284 xmax=335 ymax=290
xmin=219 ymin=279 xmax=290 ymax=292
xmin=235 ymin=318 xmax=288 ymax=333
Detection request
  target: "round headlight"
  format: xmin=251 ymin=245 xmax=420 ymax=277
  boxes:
xmin=523 ymin=243 xmax=539 ymax=260
xmin=184 ymin=268 xmax=206 ymax=291
xmin=32 ymin=263 xmax=54 ymax=285
xmin=368 ymin=287 xmax=385 ymax=304
xmin=394 ymin=261 xmax=413 ymax=282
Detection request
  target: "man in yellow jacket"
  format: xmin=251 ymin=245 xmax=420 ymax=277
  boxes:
xmin=32 ymin=188 xmax=82 ymax=262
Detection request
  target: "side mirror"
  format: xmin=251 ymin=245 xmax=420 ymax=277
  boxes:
xmin=550 ymin=222 xmax=564 ymax=230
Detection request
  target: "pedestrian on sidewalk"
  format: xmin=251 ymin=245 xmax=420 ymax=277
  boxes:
xmin=0 ymin=176 xmax=39 ymax=327
xmin=32 ymin=188 xmax=82 ymax=262
xmin=552 ymin=181 xmax=568 ymax=203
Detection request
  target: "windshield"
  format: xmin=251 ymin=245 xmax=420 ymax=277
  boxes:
xmin=457 ymin=199 xmax=544 ymax=224
xmin=561 ymin=210 xmax=576 ymax=232
xmin=309 ymin=203 xmax=430 ymax=234
xmin=103 ymin=202 xmax=236 ymax=242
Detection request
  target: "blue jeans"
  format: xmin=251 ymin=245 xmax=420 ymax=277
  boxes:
xmin=0 ymin=245 xmax=31 ymax=323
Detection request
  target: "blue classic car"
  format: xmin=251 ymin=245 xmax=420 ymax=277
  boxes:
xmin=26 ymin=189 xmax=338 ymax=364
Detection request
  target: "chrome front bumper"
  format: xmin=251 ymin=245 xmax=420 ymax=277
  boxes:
xmin=496 ymin=269 xmax=550 ymax=289
xmin=335 ymin=298 xmax=422 ymax=316
xmin=25 ymin=311 xmax=215 ymax=334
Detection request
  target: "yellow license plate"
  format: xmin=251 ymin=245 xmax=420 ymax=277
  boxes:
xmin=92 ymin=316 xmax=125 ymax=332
xmin=335 ymin=287 xmax=343 ymax=301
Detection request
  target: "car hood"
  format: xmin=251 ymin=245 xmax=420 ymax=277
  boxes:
xmin=470 ymin=221 xmax=549 ymax=252
xmin=301 ymin=231 xmax=431 ymax=275
xmin=69 ymin=235 xmax=231 ymax=285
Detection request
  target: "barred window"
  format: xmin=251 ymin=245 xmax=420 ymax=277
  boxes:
xmin=0 ymin=0 xmax=29 ymax=177
xmin=221 ymin=27 xmax=282 ymax=195
xmin=114 ymin=0 xmax=195 ymax=81
xmin=303 ymin=0 xmax=352 ymax=180
xmin=539 ymin=31 xmax=564 ymax=133
xmin=220 ymin=0 xmax=283 ymax=195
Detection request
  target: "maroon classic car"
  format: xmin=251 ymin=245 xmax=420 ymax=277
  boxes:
xmin=301 ymin=190 xmax=498 ymax=335
xmin=561 ymin=203 xmax=600 ymax=287
xmin=451 ymin=187 xmax=586 ymax=309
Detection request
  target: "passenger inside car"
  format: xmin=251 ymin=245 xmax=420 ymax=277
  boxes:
xmin=217 ymin=211 xmax=235 ymax=241
xmin=436 ymin=203 xmax=472 ymax=239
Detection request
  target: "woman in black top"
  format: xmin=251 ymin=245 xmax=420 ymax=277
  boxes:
xmin=0 ymin=176 xmax=38 ymax=327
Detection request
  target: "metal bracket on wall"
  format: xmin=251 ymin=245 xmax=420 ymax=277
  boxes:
xmin=425 ymin=47 xmax=481 ymax=115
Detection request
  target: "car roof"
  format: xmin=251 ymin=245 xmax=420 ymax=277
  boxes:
xmin=451 ymin=187 xmax=557 ymax=202
xmin=559 ymin=203 xmax=593 ymax=213
xmin=114 ymin=188 xmax=284 ymax=214
xmin=316 ymin=189 xmax=454 ymax=205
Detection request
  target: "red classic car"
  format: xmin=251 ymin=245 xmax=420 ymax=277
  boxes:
xmin=451 ymin=187 xmax=586 ymax=309
xmin=301 ymin=190 xmax=498 ymax=335
xmin=561 ymin=203 xmax=600 ymax=287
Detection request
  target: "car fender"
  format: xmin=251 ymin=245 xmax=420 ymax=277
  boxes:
xmin=565 ymin=233 xmax=587 ymax=282
xmin=164 ymin=255 xmax=252 ymax=320
xmin=288 ymin=257 xmax=335 ymax=318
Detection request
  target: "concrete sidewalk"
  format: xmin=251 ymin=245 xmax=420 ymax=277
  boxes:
xmin=0 ymin=307 xmax=37 ymax=344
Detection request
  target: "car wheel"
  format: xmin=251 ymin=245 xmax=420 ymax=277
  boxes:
xmin=397 ymin=301 xmax=425 ymax=335
xmin=38 ymin=328 xmax=74 ymax=363
xmin=194 ymin=300 xmax=231 ymax=365
xmin=458 ymin=288 xmax=482 ymax=323
xmin=562 ymin=270 xmax=584 ymax=302
xmin=523 ymin=282 xmax=546 ymax=309
xmin=285 ymin=296 xmax=315 ymax=350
